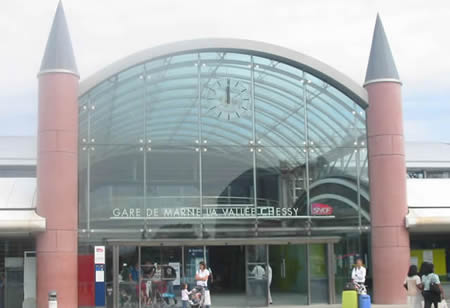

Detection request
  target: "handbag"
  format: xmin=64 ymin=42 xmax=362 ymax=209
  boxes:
xmin=430 ymin=282 xmax=441 ymax=296
xmin=439 ymin=300 xmax=448 ymax=308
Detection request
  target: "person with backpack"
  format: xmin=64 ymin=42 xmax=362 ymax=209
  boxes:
xmin=421 ymin=262 xmax=445 ymax=308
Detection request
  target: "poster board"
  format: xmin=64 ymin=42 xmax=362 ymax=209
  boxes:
xmin=169 ymin=262 xmax=181 ymax=285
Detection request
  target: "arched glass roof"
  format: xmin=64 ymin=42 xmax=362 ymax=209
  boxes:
xmin=79 ymin=39 xmax=367 ymax=161
xmin=78 ymin=39 xmax=370 ymax=236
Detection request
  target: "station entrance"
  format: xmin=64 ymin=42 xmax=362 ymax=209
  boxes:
xmin=105 ymin=238 xmax=337 ymax=308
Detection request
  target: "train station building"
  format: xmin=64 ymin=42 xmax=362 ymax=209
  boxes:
xmin=1 ymin=2 xmax=449 ymax=308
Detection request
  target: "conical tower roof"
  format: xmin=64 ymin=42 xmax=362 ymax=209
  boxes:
xmin=39 ymin=1 xmax=79 ymax=77
xmin=364 ymin=14 xmax=400 ymax=86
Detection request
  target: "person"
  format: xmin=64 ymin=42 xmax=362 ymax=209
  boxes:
xmin=181 ymin=283 xmax=191 ymax=308
xmin=404 ymin=265 xmax=422 ymax=308
xmin=128 ymin=261 xmax=140 ymax=302
xmin=128 ymin=260 xmax=140 ymax=282
xmin=422 ymin=262 xmax=445 ymax=308
xmin=250 ymin=264 xmax=266 ymax=299
xmin=352 ymin=257 xmax=366 ymax=285
xmin=251 ymin=264 xmax=266 ymax=280
xmin=141 ymin=260 xmax=155 ymax=305
xmin=267 ymin=264 xmax=272 ymax=305
xmin=419 ymin=262 xmax=429 ymax=277
xmin=195 ymin=261 xmax=211 ymax=308
xmin=195 ymin=261 xmax=210 ymax=288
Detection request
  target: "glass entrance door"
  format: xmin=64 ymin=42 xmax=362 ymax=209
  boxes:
xmin=246 ymin=245 xmax=268 ymax=307
xmin=268 ymin=244 xmax=308 ymax=305
xmin=309 ymin=243 xmax=329 ymax=304
xmin=117 ymin=246 xmax=139 ymax=308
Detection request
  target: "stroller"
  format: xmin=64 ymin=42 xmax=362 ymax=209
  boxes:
xmin=344 ymin=281 xmax=368 ymax=295
xmin=189 ymin=286 xmax=205 ymax=308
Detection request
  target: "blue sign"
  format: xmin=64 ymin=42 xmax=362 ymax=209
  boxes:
xmin=95 ymin=264 xmax=105 ymax=306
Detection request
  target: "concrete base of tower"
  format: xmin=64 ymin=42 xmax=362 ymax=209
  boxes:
xmin=371 ymin=228 xmax=410 ymax=304
xmin=36 ymin=251 xmax=78 ymax=308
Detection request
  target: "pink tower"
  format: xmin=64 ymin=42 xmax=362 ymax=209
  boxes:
xmin=364 ymin=15 xmax=409 ymax=304
xmin=36 ymin=2 xmax=79 ymax=308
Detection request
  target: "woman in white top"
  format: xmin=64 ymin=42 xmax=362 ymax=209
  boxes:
xmin=351 ymin=258 xmax=366 ymax=284
xmin=404 ymin=265 xmax=423 ymax=308
xmin=195 ymin=261 xmax=210 ymax=287
xmin=195 ymin=261 xmax=211 ymax=308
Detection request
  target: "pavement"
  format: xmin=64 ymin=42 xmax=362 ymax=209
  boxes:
xmin=263 ymin=306 xmax=408 ymax=308
xmin=216 ymin=305 xmax=408 ymax=308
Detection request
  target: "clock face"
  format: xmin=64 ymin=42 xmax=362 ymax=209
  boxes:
xmin=205 ymin=78 xmax=251 ymax=120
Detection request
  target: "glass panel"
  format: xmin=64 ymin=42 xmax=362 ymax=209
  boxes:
xmin=104 ymin=247 xmax=113 ymax=308
xmin=89 ymin=145 xmax=144 ymax=231
xmin=209 ymin=246 xmax=246 ymax=307
xmin=254 ymin=56 xmax=306 ymax=147
xmin=269 ymin=244 xmax=308 ymax=305
xmin=118 ymin=246 xmax=139 ymax=308
xmin=247 ymin=245 xmax=268 ymax=307
xmin=359 ymin=147 xmax=370 ymax=227
xmin=201 ymin=53 xmax=252 ymax=146
xmin=305 ymin=73 xmax=362 ymax=148
xmin=145 ymin=147 xmax=201 ymax=239
xmin=139 ymin=247 xmax=181 ymax=306
xmin=160 ymin=246 xmax=182 ymax=302
xmin=255 ymin=147 xmax=308 ymax=236
xmin=0 ymin=239 xmax=34 ymax=308
xmin=184 ymin=246 xmax=206 ymax=288
xmin=309 ymin=147 xmax=360 ymax=229
xmin=90 ymin=74 xmax=145 ymax=145
xmin=309 ymin=243 xmax=329 ymax=304
xmin=334 ymin=234 xmax=362 ymax=303
xmin=146 ymin=53 xmax=199 ymax=146
xmin=202 ymin=146 xmax=255 ymax=236
xmin=78 ymin=146 xmax=88 ymax=230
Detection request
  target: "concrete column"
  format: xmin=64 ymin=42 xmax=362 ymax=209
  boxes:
xmin=366 ymin=81 xmax=410 ymax=304
xmin=36 ymin=72 xmax=78 ymax=308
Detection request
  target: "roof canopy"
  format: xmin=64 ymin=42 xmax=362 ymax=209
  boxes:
xmin=0 ymin=178 xmax=45 ymax=234
xmin=80 ymin=38 xmax=368 ymax=107
xmin=406 ymin=179 xmax=450 ymax=232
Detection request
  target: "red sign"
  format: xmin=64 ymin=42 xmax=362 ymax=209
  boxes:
xmin=311 ymin=203 xmax=333 ymax=216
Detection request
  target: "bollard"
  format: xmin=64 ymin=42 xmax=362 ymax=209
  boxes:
xmin=48 ymin=291 xmax=57 ymax=308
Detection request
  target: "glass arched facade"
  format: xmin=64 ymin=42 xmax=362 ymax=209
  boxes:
xmin=77 ymin=48 xmax=371 ymax=307
xmin=78 ymin=50 xmax=370 ymax=239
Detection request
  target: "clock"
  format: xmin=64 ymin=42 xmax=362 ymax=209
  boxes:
xmin=205 ymin=78 xmax=251 ymax=120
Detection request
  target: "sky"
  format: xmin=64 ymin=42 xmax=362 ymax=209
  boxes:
xmin=1 ymin=0 xmax=449 ymax=142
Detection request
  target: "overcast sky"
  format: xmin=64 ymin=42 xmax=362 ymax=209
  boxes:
xmin=1 ymin=0 xmax=449 ymax=142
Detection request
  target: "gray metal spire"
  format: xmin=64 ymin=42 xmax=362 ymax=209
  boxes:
xmin=39 ymin=1 xmax=79 ymax=77
xmin=364 ymin=14 xmax=400 ymax=86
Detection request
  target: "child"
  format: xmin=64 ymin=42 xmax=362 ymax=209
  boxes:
xmin=181 ymin=283 xmax=191 ymax=308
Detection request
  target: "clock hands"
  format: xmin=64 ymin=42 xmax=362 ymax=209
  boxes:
xmin=232 ymin=88 xmax=247 ymax=101
xmin=207 ymin=78 xmax=250 ymax=120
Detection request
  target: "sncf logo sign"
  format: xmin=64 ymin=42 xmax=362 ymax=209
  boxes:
xmin=311 ymin=203 xmax=333 ymax=216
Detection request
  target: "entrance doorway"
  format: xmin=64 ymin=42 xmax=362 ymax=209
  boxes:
xmin=109 ymin=238 xmax=336 ymax=308
xmin=209 ymin=246 xmax=245 ymax=294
